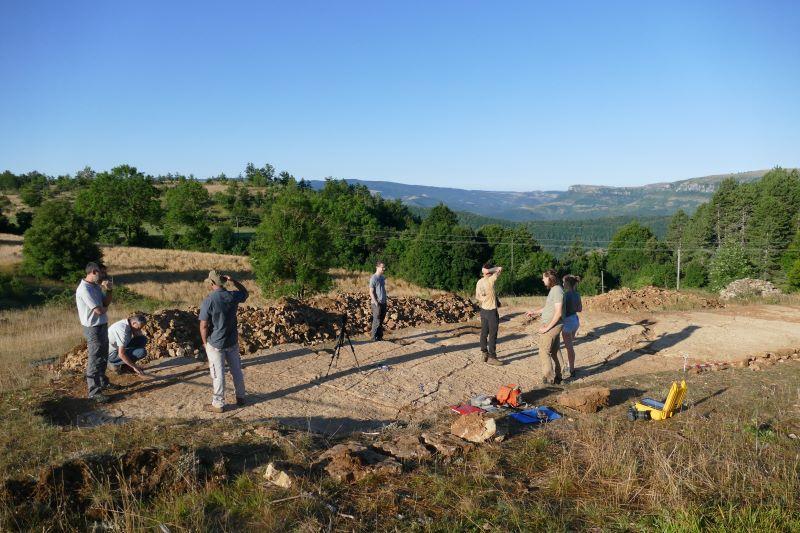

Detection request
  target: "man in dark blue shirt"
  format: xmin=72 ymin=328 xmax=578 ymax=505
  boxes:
xmin=199 ymin=270 xmax=248 ymax=413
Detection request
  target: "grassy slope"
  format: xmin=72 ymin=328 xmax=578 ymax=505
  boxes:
xmin=1 ymin=363 xmax=798 ymax=530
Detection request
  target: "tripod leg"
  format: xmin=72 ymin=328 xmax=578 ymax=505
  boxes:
xmin=325 ymin=343 xmax=342 ymax=378
xmin=345 ymin=332 xmax=361 ymax=371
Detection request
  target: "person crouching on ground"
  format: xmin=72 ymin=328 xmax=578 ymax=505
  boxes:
xmin=369 ymin=261 xmax=388 ymax=341
xmin=475 ymin=263 xmax=503 ymax=366
xmin=75 ymin=261 xmax=115 ymax=403
xmin=199 ymin=270 xmax=248 ymax=413
xmin=107 ymin=314 xmax=148 ymax=375
xmin=526 ymin=269 xmax=565 ymax=384
xmin=562 ymin=275 xmax=583 ymax=379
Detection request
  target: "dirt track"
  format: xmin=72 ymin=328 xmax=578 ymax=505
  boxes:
xmin=86 ymin=303 xmax=800 ymax=434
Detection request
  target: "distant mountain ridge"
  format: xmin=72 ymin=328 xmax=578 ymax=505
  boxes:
xmin=309 ymin=169 xmax=780 ymax=221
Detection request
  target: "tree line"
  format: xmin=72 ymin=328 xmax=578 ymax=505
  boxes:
xmin=4 ymin=164 xmax=799 ymax=298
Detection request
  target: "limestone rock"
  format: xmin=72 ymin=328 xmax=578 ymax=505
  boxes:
xmin=314 ymin=442 xmax=402 ymax=483
xmin=264 ymin=462 xmax=293 ymax=489
xmin=420 ymin=432 xmax=469 ymax=457
xmin=372 ymin=435 xmax=432 ymax=460
xmin=556 ymin=386 xmax=611 ymax=413
xmin=450 ymin=413 xmax=497 ymax=443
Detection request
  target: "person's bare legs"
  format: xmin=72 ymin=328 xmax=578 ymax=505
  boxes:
xmin=562 ymin=330 xmax=576 ymax=374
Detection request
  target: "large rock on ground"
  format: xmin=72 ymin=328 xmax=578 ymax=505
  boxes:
xmin=372 ymin=435 xmax=432 ymax=461
xmin=450 ymin=413 xmax=497 ymax=443
xmin=420 ymin=432 xmax=471 ymax=457
xmin=314 ymin=442 xmax=402 ymax=483
xmin=556 ymin=387 xmax=611 ymax=413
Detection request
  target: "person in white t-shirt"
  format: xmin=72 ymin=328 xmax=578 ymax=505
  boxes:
xmin=107 ymin=315 xmax=148 ymax=375
xmin=75 ymin=261 xmax=114 ymax=402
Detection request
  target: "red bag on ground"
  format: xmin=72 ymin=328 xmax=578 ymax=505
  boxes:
xmin=496 ymin=384 xmax=522 ymax=407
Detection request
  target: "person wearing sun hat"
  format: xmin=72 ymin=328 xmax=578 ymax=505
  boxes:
xmin=198 ymin=269 xmax=249 ymax=413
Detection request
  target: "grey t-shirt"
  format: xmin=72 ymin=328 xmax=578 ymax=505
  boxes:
xmin=199 ymin=289 xmax=248 ymax=349
xmin=108 ymin=319 xmax=132 ymax=356
xmin=369 ymin=274 xmax=387 ymax=304
xmin=75 ymin=279 xmax=107 ymax=327
xmin=541 ymin=285 xmax=565 ymax=325
xmin=564 ymin=290 xmax=582 ymax=317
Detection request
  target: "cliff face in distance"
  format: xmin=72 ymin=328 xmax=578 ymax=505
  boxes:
xmin=311 ymin=169 xmax=778 ymax=221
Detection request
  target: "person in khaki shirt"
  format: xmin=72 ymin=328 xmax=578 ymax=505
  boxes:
xmin=475 ymin=263 xmax=503 ymax=366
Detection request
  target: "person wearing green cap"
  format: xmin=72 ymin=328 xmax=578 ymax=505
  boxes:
xmin=199 ymin=270 xmax=248 ymax=413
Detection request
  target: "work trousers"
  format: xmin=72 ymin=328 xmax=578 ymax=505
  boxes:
xmin=84 ymin=324 xmax=109 ymax=398
xmin=206 ymin=342 xmax=246 ymax=408
xmin=371 ymin=302 xmax=387 ymax=341
xmin=108 ymin=335 xmax=148 ymax=368
xmin=537 ymin=324 xmax=564 ymax=383
xmin=479 ymin=308 xmax=500 ymax=357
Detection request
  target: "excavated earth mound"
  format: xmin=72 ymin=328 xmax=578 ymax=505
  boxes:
xmin=584 ymin=286 xmax=722 ymax=313
xmin=60 ymin=292 xmax=477 ymax=371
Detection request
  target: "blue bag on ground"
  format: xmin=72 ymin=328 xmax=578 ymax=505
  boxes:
xmin=509 ymin=406 xmax=562 ymax=425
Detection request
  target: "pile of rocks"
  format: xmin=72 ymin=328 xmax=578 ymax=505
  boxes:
xmin=719 ymin=278 xmax=782 ymax=300
xmin=60 ymin=292 xmax=477 ymax=370
xmin=584 ymin=286 xmax=722 ymax=313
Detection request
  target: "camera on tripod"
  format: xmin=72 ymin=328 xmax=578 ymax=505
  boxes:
xmin=322 ymin=313 xmax=361 ymax=378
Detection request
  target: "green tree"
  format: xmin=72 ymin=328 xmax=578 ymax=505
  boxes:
xmin=210 ymin=223 xmax=238 ymax=254
xmin=607 ymin=222 xmax=671 ymax=288
xmin=75 ymin=164 xmax=161 ymax=244
xmin=249 ymin=185 xmax=331 ymax=297
xmin=516 ymin=250 xmax=557 ymax=295
xmin=745 ymin=168 xmax=800 ymax=278
xmin=402 ymin=204 xmax=486 ymax=291
xmin=22 ymin=200 xmax=101 ymax=280
xmin=708 ymin=242 xmax=754 ymax=290
xmin=163 ymin=177 xmax=212 ymax=250
xmin=19 ymin=173 xmax=48 ymax=207
xmin=245 ymin=162 xmax=275 ymax=186
xmin=479 ymin=225 xmax=541 ymax=294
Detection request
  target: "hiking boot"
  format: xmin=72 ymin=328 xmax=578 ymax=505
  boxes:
xmin=486 ymin=357 xmax=503 ymax=366
xmin=541 ymin=377 xmax=554 ymax=385
xmin=91 ymin=394 xmax=110 ymax=404
xmin=203 ymin=404 xmax=224 ymax=414
xmin=481 ymin=351 xmax=489 ymax=362
xmin=236 ymin=397 xmax=246 ymax=407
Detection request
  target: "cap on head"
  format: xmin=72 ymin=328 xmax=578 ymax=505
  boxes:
xmin=205 ymin=270 xmax=223 ymax=286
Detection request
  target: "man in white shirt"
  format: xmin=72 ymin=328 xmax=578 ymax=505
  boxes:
xmin=75 ymin=261 xmax=114 ymax=402
xmin=107 ymin=315 xmax=148 ymax=375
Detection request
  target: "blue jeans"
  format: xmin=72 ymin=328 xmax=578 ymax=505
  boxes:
xmin=108 ymin=335 xmax=148 ymax=367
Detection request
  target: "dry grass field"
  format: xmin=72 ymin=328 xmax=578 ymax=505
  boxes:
xmin=0 ymin=234 xmax=438 ymax=389
xmin=103 ymin=244 xmax=439 ymax=307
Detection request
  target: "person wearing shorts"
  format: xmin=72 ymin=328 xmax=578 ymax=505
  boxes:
xmin=562 ymin=275 xmax=583 ymax=379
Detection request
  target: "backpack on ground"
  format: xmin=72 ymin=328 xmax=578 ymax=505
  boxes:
xmin=496 ymin=384 xmax=522 ymax=407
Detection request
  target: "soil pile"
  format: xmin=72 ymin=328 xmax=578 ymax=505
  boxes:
xmin=719 ymin=278 xmax=782 ymax=300
xmin=60 ymin=292 xmax=477 ymax=370
xmin=584 ymin=286 xmax=722 ymax=313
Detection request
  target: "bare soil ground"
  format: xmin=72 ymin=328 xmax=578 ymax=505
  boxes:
xmin=83 ymin=302 xmax=800 ymax=434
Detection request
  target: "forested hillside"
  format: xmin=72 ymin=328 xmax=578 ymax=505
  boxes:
xmin=3 ymin=165 xmax=798 ymax=299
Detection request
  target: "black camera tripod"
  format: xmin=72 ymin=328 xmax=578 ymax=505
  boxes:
xmin=324 ymin=314 xmax=361 ymax=378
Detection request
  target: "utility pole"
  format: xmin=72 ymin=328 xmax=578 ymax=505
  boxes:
xmin=510 ymin=241 xmax=515 ymax=292
xmin=676 ymin=244 xmax=682 ymax=292
xmin=601 ymin=270 xmax=604 ymax=293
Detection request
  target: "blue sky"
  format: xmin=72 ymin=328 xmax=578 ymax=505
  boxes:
xmin=1 ymin=1 xmax=798 ymax=190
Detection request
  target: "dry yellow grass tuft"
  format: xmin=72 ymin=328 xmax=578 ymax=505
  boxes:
xmin=0 ymin=233 xmax=23 ymax=267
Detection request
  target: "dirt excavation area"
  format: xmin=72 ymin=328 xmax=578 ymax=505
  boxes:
xmin=82 ymin=300 xmax=800 ymax=434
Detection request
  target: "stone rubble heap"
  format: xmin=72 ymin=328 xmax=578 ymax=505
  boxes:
xmin=60 ymin=292 xmax=477 ymax=371
xmin=719 ymin=278 xmax=782 ymax=300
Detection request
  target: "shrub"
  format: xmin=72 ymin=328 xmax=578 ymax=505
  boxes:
xmin=22 ymin=200 xmax=101 ymax=280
